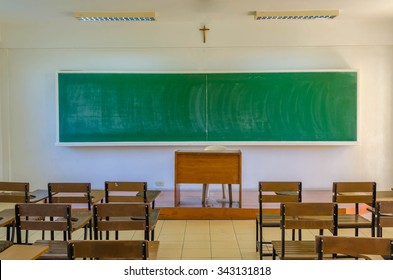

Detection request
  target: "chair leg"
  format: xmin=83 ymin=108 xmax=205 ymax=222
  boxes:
xmin=256 ymin=219 xmax=259 ymax=251
xmin=6 ymin=225 xmax=10 ymax=240
xmin=371 ymin=217 xmax=376 ymax=237
xmin=228 ymin=184 xmax=233 ymax=206
xmin=377 ymin=225 xmax=382 ymax=237
xmin=10 ymin=222 xmax=16 ymax=242
xmin=89 ymin=220 xmax=93 ymax=240
xmin=221 ymin=184 xmax=226 ymax=199
xmin=202 ymin=184 xmax=209 ymax=206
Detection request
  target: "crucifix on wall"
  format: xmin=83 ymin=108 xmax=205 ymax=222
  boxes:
xmin=199 ymin=25 xmax=210 ymax=43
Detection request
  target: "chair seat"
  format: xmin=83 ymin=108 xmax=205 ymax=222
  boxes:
xmin=337 ymin=214 xmax=372 ymax=227
xmin=272 ymin=240 xmax=317 ymax=260
xmin=33 ymin=240 xmax=68 ymax=260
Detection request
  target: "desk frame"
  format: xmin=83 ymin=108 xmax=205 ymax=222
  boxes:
xmin=174 ymin=150 xmax=242 ymax=208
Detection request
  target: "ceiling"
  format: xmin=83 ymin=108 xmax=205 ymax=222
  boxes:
xmin=0 ymin=0 xmax=393 ymax=24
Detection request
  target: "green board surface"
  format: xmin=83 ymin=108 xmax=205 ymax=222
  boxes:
xmin=57 ymin=71 xmax=357 ymax=144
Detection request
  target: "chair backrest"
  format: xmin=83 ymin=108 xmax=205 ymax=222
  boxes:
xmin=316 ymin=235 xmax=393 ymax=259
xmin=333 ymin=182 xmax=377 ymax=211
xmin=67 ymin=240 xmax=148 ymax=260
xmin=281 ymin=202 xmax=338 ymax=232
xmin=277 ymin=202 xmax=337 ymax=260
xmin=48 ymin=182 xmax=92 ymax=210
xmin=376 ymin=201 xmax=393 ymax=237
xmin=105 ymin=181 xmax=147 ymax=203
xmin=259 ymin=181 xmax=302 ymax=204
xmin=15 ymin=203 xmax=72 ymax=243
xmin=259 ymin=181 xmax=302 ymax=218
xmin=0 ymin=182 xmax=29 ymax=203
xmin=93 ymin=203 xmax=150 ymax=240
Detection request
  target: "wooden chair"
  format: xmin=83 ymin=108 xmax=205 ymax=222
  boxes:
xmin=93 ymin=203 xmax=160 ymax=241
xmin=376 ymin=201 xmax=393 ymax=237
xmin=67 ymin=240 xmax=158 ymax=260
xmin=0 ymin=182 xmax=29 ymax=241
xmin=333 ymin=182 xmax=376 ymax=236
xmin=256 ymin=181 xmax=302 ymax=259
xmin=271 ymin=202 xmax=338 ymax=260
xmin=48 ymin=182 xmax=93 ymax=239
xmin=202 ymin=146 xmax=233 ymax=206
xmin=15 ymin=203 xmax=92 ymax=259
xmin=316 ymin=235 xmax=393 ymax=260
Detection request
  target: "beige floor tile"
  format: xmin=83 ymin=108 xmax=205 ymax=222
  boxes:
xmin=381 ymin=228 xmax=393 ymax=237
xmin=211 ymin=233 xmax=237 ymax=241
xmin=159 ymin=240 xmax=184 ymax=248
xmin=240 ymin=249 xmax=260 ymax=260
xmin=212 ymin=247 xmax=241 ymax=258
xmin=183 ymin=240 xmax=211 ymax=249
xmin=157 ymin=247 xmax=182 ymax=259
xmin=184 ymin=234 xmax=210 ymax=241
xmin=261 ymin=228 xmax=280 ymax=242
xmin=232 ymin=220 xmax=255 ymax=234
xmin=158 ymin=233 xmax=185 ymax=241
xmin=236 ymin=237 xmax=257 ymax=249
xmin=211 ymin=240 xmax=239 ymax=249
xmin=182 ymin=247 xmax=212 ymax=259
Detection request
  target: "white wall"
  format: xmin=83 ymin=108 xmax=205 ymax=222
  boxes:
xmin=1 ymin=18 xmax=393 ymax=191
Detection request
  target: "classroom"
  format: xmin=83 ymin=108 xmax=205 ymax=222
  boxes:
xmin=1 ymin=0 xmax=393 ymax=264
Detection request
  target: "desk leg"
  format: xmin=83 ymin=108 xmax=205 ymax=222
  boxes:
xmin=174 ymin=183 xmax=181 ymax=207
xmin=239 ymin=183 xmax=242 ymax=208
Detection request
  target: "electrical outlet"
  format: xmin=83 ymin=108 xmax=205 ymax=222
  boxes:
xmin=155 ymin=181 xmax=165 ymax=187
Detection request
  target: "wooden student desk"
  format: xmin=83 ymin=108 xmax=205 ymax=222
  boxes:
xmin=174 ymin=150 xmax=242 ymax=207
xmin=0 ymin=245 xmax=48 ymax=260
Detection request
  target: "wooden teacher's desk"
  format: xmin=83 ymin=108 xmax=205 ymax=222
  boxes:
xmin=174 ymin=150 xmax=242 ymax=207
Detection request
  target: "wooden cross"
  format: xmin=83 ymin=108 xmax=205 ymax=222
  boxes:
xmin=199 ymin=25 xmax=210 ymax=43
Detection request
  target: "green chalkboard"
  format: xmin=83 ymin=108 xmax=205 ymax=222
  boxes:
xmin=57 ymin=71 xmax=357 ymax=144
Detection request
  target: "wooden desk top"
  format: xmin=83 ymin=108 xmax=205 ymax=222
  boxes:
xmin=176 ymin=149 xmax=241 ymax=154
xmin=0 ymin=245 xmax=48 ymax=260
xmin=29 ymin=189 xmax=49 ymax=203
xmin=0 ymin=208 xmax=15 ymax=227
xmin=91 ymin=190 xmax=105 ymax=204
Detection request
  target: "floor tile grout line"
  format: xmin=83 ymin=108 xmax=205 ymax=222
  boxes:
xmin=231 ymin=220 xmax=243 ymax=259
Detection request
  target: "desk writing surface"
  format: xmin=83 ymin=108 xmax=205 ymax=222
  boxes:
xmin=0 ymin=245 xmax=48 ymax=260
xmin=174 ymin=150 xmax=242 ymax=207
